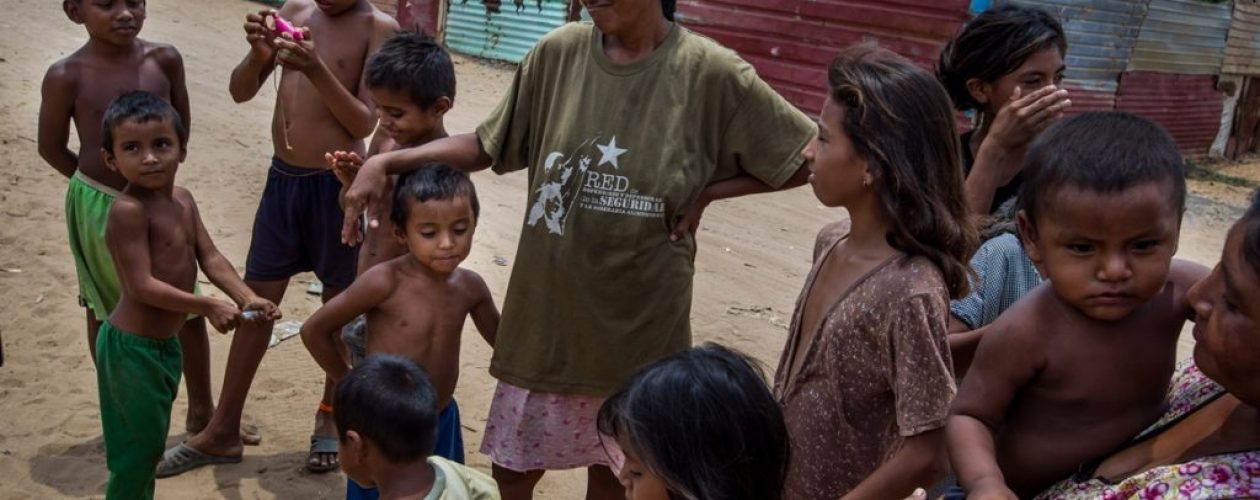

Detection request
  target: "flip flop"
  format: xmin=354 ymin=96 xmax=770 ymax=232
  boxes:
xmin=306 ymin=434 xmax=340 ymax=473
xmin=155 ymin=442 xmax=242 ymax=478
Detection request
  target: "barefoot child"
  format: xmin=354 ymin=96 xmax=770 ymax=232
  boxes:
xmin=597 ymin=344 xmax=789 ymax=500
xmin=774 ymin=45 xmax=977 ymax=499
xmin=36 ymin=0 xmax=227 ymax=436
xmin=325 ymin=30 xmax=458 ymax=364
xmin=96 ymin=91 xmax=279 ymax=500
xmin=301 ymin=164 xmax=499 ymax=499
xmin=162 ymin=0 xmax=398 ymax=476
xmin=335 ymin=355 xmax=499 ymax=500
xmin=947 ymin=112 xmax=1211 ymax=498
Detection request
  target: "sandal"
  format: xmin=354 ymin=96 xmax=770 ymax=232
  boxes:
xmin=306 ymin=434 xmax=340 ymax=473
xmin=156 ymin=442 xmax=242 ymax=478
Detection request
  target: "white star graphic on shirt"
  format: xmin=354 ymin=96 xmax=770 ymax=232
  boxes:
xmin=596 ymin=136 xmax=628 ymax=169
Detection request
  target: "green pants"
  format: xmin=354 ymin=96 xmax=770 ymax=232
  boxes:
xmin=96 ymin=322 xmax=182 ymax=500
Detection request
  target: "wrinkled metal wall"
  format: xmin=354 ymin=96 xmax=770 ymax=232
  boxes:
xmin=1224 ymin=0 xmax=1260 ymax=75
xmin=1116 ymin=71 xmax=1224 ymax=154
xmin=1127 ymin=0 xmax=1232 ymax=75
xmin=444 ymin=0 xmax=569 ymax=63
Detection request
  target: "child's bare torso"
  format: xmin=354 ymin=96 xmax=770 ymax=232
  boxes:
xmin=271 ymin=2 xmax=380 ymax=168
xmin=984 ymin=283 xmax=1187 ymax=495
xmin=111 ymin=188 xmax=200 ymax=338
xmin=53 ymin=40 xmax=178 ymax=190
xmin=365 ymin=257 xmax=483 ymax=408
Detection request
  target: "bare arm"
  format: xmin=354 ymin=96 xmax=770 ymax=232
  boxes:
xmin=947 ymin=322 xmax=1042 ymax=499
xmin=300 ymin=267 xmax=392 ymax=382
xmin=948 ymin=316 xmax=984 ymax=377
xmin=466 ymin=273 xmax=500 ymax=347
xmin=965 ymin=86 xmax=1071 ymax=215
xmin=106 ymin=198 xmax=240 ymax=328
xmin=342 ymin=133 xmax=492 ymax=245
xmin=158 ymin=46 xmax=192 ymax=137
xmin=228 ymin=8 xmax=282 ymax=103
xmin=842 ymin=429 xmax=949 ymax=500
xmin=1170 ymin=258 xmax=1212 ymax=315
xmin=671 ymin=161 xmax=809 ymax=240
xmin=183 ymin=190 xmax=277 ymax=321
xmin=37 ymin=63 xmax=78 ymax=178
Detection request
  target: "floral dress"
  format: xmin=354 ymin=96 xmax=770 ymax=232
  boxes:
xmin=1037 ymin=361 xmax=1260 ymax=499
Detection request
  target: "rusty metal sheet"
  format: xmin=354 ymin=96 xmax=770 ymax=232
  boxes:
xmin=1127 ymin=0 xmax=1232 ymax=75
xmin=1006 ymin=0 xmax=1149 ymax=93
xmin=444 ymin=0 xmax=569 ymax=63
xmin=1062 ymin=80 xmax=1116 ymax=115
xmin=678 ymin=0 xmax=970 ymax=115
xmin=1224 ymin=0 xmax=1260 ymax=75
xmin=1116 ymin=71 xmax=1224 ymax=154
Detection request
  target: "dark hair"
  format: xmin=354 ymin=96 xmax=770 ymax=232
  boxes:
xmin=390 ymin=163 xmax=480 ymax=228
xmin=827 ymin=44 xmax=978 ymax=299
xmin=937 ymin=4 xmax=1066 ymax=112
xmin=366 ymin=31 xmax=455 ymax=109
xmin=1242 ymin=190 xmax=1260 ymax=276
xmin=100 ymin=90 xmax=188 ymax=153
xmin=1018 ymin=112 xmax=1185 ymax=226
xmin=333 ymin=354 xmax=438 ymax=462
xmin=597 ymin=344 xmax=789 ymax=500
xmin=660 ymin=0 xmax=675 ymax=21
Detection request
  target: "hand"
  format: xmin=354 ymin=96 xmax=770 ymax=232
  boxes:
xmin=206 ymin=300 xmax=242 ymax=333
xmin=243 ymin=10 xmax=277 ymax=60
xmin=670 ymin=198 xmax=710 ymax=242
xmin=342 ymin=154 xmax=390 ymax=246
xmin=240 ymin=296 xmax=281 ymax=322
xmin=902 ymin=488 xmax=928 ymax=500
xmin=325 ymin=151 xmax=363 ymax=187
xmin=274 ymin=28 xmax=318 ymax=74
xmin=988 ymin=85 xmax=1071 ymax=149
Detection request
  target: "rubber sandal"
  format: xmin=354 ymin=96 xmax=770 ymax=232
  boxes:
xmin=155 ymin=442 xmax=242 ymax=478
xmin=306 ymin=434 xmax=340 ymax=473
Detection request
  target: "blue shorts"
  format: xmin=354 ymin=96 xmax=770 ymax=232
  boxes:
xmin=346 ymin=400 xmax=464 ymax=499
xmin=244 ymin=157 xmax=357 ymax=288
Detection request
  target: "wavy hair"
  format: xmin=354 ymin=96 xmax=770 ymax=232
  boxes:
xmin=937 ymin=4 xmax=1066 ymax=112
xmin=828 ymin=44 xmax=978 ymax=298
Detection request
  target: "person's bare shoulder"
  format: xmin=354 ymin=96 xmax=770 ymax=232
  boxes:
xmin=1168 ymin=258 xmax=1211 ymax=294
xmin=43 ymin=51 xmax=82 ymax=90
xmin=453 ymin=268 xmax=491 ymax=296
xmin=368 ymin=6 xmax=400 ymax=31
xmin=984 ymin=284 xmax=1058 ymax=346
xmin=144 ymin=40 xmax=184 ymax=73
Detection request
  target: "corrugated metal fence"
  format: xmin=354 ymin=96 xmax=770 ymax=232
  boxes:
xmin=1225 ymin=0 xmax=1260 ymax=75
xmin=676 ymin=0 xmax=970 ymax=115
xmin=1127 ymin=0 xmax=1232 ymax=75
xmin=1116 ymin=72 xmax=1224 ymax=154
xmin=444 ymin=0 xmax=569 ymax=63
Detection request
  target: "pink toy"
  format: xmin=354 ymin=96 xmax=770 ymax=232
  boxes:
xmin=265 ymin=12 xmax=304 ymax=41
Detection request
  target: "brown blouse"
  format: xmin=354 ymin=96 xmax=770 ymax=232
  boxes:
xmin=774 ymin=221 xmax=956 ymax=499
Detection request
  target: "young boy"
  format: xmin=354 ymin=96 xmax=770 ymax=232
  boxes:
xmin=326 ymin=30 xmax=458 ymax=364
xmin=302 ymin=164 xmax=498 ymax=499
xmin=335 ymin=354 xmax=499 ymax=500
xmin=948 ymin=112 xmax=1211 ymax=498
xmin=36 ymin=0 xmax=226 ymax=435
xmin=95 ymin=91 xmax=279 ymax=500
xmin=163 ymin=0 xmax=398 ymax=476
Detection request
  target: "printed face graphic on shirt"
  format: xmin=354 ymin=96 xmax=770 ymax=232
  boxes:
xmin=528 ymin=134 xmax=665 ymax=236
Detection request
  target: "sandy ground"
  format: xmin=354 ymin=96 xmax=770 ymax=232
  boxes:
xmin=0 ymin=0 xmax=1254 ymax=498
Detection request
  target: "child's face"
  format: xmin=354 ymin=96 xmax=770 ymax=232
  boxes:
xmin=1188 ymin=218 xmax=1260 ymax=403
xmin=1019 ymin=181 xmax=1181 ymax=321
xmin=805 ymin=97 xmax=869 ymax=208
xmin=102 ymin=118 xmax=185 ymax=191
xmin=394 ymin=196 xmax=476 ymax=275
xmin=65 ymin=0 xmax=146 ymax=46
xmin=314 ymin=0 xmax=362 ymax=16
xmin=615 ymin=436 xmax=672 ymax=500
xmin=369 ymin=87 xmax=447 ymax=147
xmin=974 ymin=47 xmax=1065 ymax=115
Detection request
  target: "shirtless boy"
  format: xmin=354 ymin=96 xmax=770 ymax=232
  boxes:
xmin=326 ymin=30 xmax=457 ymax=363
xmin=95 ymin=91 xmax=278 ymax=500
xmin=948 ymin=112 xmax=1210 ymax=498
xmin=157 ymin=0 xmax=397 ymax=476
xmin=301 ymin=164 xmax=498 ymax=495
xmin=36 ymin=0 xmax=226 ymax=437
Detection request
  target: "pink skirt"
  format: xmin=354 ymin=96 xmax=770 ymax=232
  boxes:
xmin=479 ymin=381 xmax=624 ymax=472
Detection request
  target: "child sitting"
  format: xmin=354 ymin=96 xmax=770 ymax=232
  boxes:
xmin=597 ymin=344 xmax=789 ymax=500
xmin=774 ymin=45 xmax=977 ymax=499
xmin=96 ymin=91 xmax=279 ymax=499
xmin=948 ymin=112 xmax=1211 ymax=498
xmin=301 ymin=164 xmax=499 ymax=499
xmin=335 ymin=354 xmax=499 ymax=499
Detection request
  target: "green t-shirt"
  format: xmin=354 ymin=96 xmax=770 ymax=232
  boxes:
xmin=478 ymin=22 xmax=814 ymax=396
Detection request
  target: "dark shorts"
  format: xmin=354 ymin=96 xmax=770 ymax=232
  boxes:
xmin=245 ymin=157 xmax=357 ymax=288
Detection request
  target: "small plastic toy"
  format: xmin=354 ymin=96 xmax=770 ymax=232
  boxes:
xmin=264 ymin=12 xmax=304 ymax=41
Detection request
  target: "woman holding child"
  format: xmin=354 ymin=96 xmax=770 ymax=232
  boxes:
xmin=341 ymin=0 xmax=815 ymax=496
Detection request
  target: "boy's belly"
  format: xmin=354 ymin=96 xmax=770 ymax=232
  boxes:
xmin=365 ymin=332 xmax=461 ymax=408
